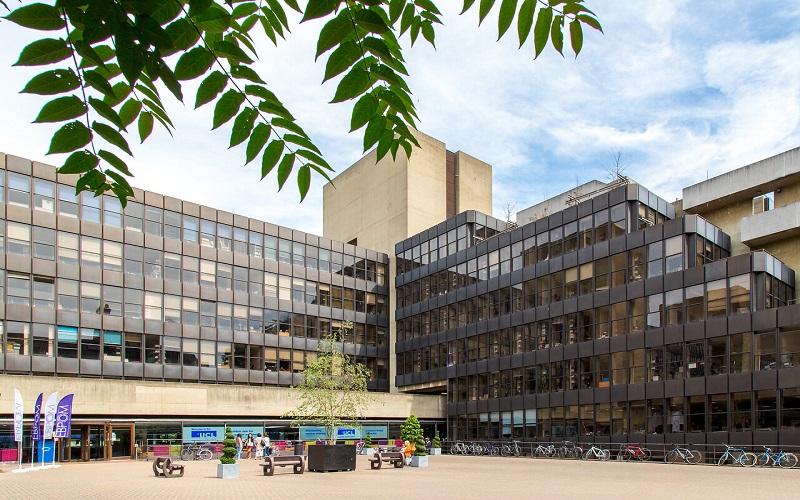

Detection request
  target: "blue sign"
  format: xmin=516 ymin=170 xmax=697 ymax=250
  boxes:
xmin=362 ymin=425 xmax=388 ymax=439
xmin=182 ymin=426 xmax=224 ymax=442
xmin=229 ymin=426 xmax=264 ymax=439
xmin=299 ymin=426 xmax=367 ymax=441
xmin=37 ymin=441 xmax=55 ymax=462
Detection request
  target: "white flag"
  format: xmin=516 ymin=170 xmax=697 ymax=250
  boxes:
xmin=13 ymin=389 xmax=23 ymax=442
xmin=43 ymin=392 xmax=58 ymax=438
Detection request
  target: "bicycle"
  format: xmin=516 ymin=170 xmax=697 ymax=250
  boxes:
xmin=451 ymin=441 xmax=466 ymax=455
xmin=531 ymin=444 xmax=556 ymax=459
xmin=617 ymin=443 xmax=651 ymax=461
xmin=557 ymin=441 xmax=583 ymax=460
xmin=582 ymin=444 xmax=611 ymax=461
xmin=664 ymin=444 xmax=702 ymax=465
xmin=754 ymin=447 xmax=798 ymax=468
xmin=716 ymin=444 xmax=756 ymax=467
xmin=501 ymin=440 xmax=522 ymax=457
xmin=180 ymin=442 xmax=213 ymax=461
xmin=482 ymin=442 xmax=499 ymax=456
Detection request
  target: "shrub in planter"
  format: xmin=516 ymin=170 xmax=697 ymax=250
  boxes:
xmin=430 ymin=431 xmax=442 ymax=455
xmin=362 ymin=434 xmax=375 ymax=455
xmin=217 ymin=427 xmax=239 ymax=478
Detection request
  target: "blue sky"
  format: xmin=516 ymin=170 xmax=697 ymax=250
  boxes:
xmin=1 ymin=1 xmax=799 ymax=235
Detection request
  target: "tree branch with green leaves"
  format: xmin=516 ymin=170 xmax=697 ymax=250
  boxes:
xmin=4 ymin=0 xmax=601 ymax=205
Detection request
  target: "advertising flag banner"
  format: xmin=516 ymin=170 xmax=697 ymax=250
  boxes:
xmin=32 ymin=393 xmax=43 ymax=441
xmin=13 ymin=389 xmax=23 ymax=442
xmin=43 ymin=392 xmax=58 ymax=438
xmin=52 ymin=394 xmax=74 ymax=439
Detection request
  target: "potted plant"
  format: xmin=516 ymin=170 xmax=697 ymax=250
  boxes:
xmin=284 ymin=322 xmax=377 ymax=472
xmin=217 ymin=427 xmax=238 ymax=479
xmin=430 ymin=431 xmax=442 ymax=455
xmin=362 ymin=434 xmax=375 ymax=455
xmin=401 ymin=414 xmax=428 ymax=468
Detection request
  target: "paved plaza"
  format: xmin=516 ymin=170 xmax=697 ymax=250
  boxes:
xmin=0 ymin=454 xmax=798 ymax=499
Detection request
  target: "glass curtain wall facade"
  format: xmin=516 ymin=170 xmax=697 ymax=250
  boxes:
xmin=0 ymin=157 xmax=390 ymax=391
xmin=394 ymin=183 xmax=800 ymax=446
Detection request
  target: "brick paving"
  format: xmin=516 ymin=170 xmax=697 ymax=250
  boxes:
xmin=0 ymin=454 xmax=797 ymax=499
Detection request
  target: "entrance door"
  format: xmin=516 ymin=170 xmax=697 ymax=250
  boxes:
xmin=87 ymin=425 xmax=105 ymax=460
xmin=108 ymin=424 xmax=133 ymax=459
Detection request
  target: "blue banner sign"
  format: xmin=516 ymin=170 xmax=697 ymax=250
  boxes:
xmin=229 ymin=426 xmax=264 ymax=439
xmin=182 ymin=426 xmax=224 ymax=442
xmin=362 ymin=425 xmax=388 ymax=439
xmin=299 ymin=426 xmax=369 ymax=441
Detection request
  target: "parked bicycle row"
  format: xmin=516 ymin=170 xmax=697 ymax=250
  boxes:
xmin=448 ymin=441 xmax=798 ymax=467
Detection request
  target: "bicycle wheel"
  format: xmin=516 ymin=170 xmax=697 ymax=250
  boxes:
xmin=180 ymin=449 xmax=192 ymax=461
xmin=514 ymin=446 xmax=521 ymax=458
xmin=687 ymin=450 xmax=702 ymax=464
xmin=778 ymin=453 xmax=798 ymax=468
xmin=198 ymin=448 xmax=212 ymax=460
xmin=557 ymin=448 xmax=567 ymax=460
xmin=600 ymin=449 xmax=611 ymax=461
xmin=639 ymin=448 xmax=651 ymax=461
xmin=754 ymin=453 xmax=770 ymax=467
xmin=665 ymin=450 xmax=679 ymax=464
xmin=742 ymin=453 xmax=757 ymax=467
xmin=581 ymin=450 xmax=591 ymax=460
xmin=717 ymin=453 xmax=728 ymax=466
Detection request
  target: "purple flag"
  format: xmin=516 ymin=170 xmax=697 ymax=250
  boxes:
xmin=52 ymin=394 xmax=74 ymax=439
xmin=13 ymin=389 xmax=23 ymax=442
xmin=31 ymin=393 xmax=43 ymax=441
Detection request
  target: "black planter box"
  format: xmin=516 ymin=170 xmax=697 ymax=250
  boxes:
xmin=306 ymin=444 xmax=356 ymax=472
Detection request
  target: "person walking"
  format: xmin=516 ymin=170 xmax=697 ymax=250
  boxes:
xmin=262 ymin=434 xmax=271 ymax=457
xmin=246 ymin=433 xmax=255 ymax=459
xmin=255 ymin=433 xmax=264 ymax=459
xmin=235 ymin=433 xmax=243 ymax=460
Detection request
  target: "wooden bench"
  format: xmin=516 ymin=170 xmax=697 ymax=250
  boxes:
xmin=261 ymin=455 xmax=305 ymax=476
xmin=152 ymin=457 xmax=185 ymax=478
xmin=369 ymin=451 xmax=404 ymax=470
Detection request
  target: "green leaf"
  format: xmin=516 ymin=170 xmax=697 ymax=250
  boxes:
xmin=269 ymin=118 xmax=303 ymax=137
xmin=98 ymin=149 xmax=133 ymax=176
xmin=354 ymin=9 xmax=389 ymax=34
xmin=533 ymin=6 xmax=553 ymax=58
xmin=59 ymin=150 xmax=99 ymax=174
xmin=301 ymin=0 xmax=339 ymax=22
xmin=296 ymin=149 xmax=331 ymax=171
xmin=21 ymin=69 xmax=79 ymax=95
xmin=350 ymin=93 xmax=378 ymax=131
xmin=415 ymin=0 xmax=442 ymax=15
xmin=83 ymin=69 xmax=116 ymax=100
xmin=297 ymin=165 xmax=311 ymax=201
xmin=47 ymin=121 xmax=92 ymax=154
xmin=389 ymin=0 xmax=404 ymax=23
xmin=276 ymin=153 xmax=295 ymax=190
xmin=74 ymin=170 xmax=106 ymax=194
xmin=461 ymin=0 xmax=477 ymax=13
xmin=136 ymin=14 xmax=174 ymax=51
xmin=34 ymin=95 xmax=86 ymax=123
xmin=93 ymin=121 xmax=133 ymax=156
xmin=283 ymin=0 xmax=302 ymax=13
xmin=372 ymin=64 xmax=409 ymax=91
xmin=212 ymin=90 xmax=245 ymax=130
xmin=315 ymin=9 xmax=352 ymax=60
xmin=116 ymin=27 xmax=143 ymax=83
xmin=551 ymin=14 xmax=564 ymax=55
xmin=119 ymin=99 xmax=143 ymax=128
xmin=569 ymin=18 xmax=583 ymax=56
xmin=284 ymin=133 xmax=321 ymax=155
xmin=400 ymin=4 xmax=414 ymax=35
xmin=421 ymin=21 xmax=435 ymax=47
xmin=214 ymin=40 xmax=254 ymax=64
xmin=261 ymin=140 xmax=283 ymax=179
xmin=88 ymin=96 xmax=124 ymax=130
xmin=376 ymin=128 xmax=393 ymax=161
xmin=497 ymin=0 xmax=517 ymax=39
xmin=105 ymin=170 xmax=134 ymax=198
xmin=323 ymin=40 xmax=360 ymax=83
xmin=265 ymin=0 xmax=289 ymax=29
xmin=5 ymin=3 xmax=64 ymax=30
xmin=245 ymin=122 xmax=271 ymax=164
xmin=194 ymin=4 xmax=231 ymax=33
xmin=188 ymin=0 xmax=213 ymax=17
xmin=229 ymin=107 xmax=256 ymax=148
xmin=195 ymin=71 xmax=228 ymax=109
xmin=14 ymin=38 xmax=71 ymax=66
xmin=577 ymin=14 xmax=603 ymax=33
xmin=138 ymin=111 xmax=154 ymax=142
xmin=166 ymin=18 xmax=201 ymax=53
xmin=174 ymin=47 xmax=215 ymax=81
xmin=364 ymin=115 xmax=386 ymax=151
xmin=517 ymin=0 xmax=535 ymax=47
xmin=232 ymin=2 xmax=258 ymax=19
xmin=103 ymin=82 xmax=131 ymax=107
xmin=331 ymin=67 xmax=371 ymax=103
xmin=73 ymin=39 xmax=107 ymax=70
xmin=230 ymin=65 xmax=265 ymax=84
xmin=478 ymin=0 xmax=495 ymax=25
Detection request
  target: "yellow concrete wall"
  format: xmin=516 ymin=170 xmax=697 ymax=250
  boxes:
xmin=455 ymin=151 xmax=493 ymax=216
xmin=696 ymin=199 xmax=752 ymax=257
xmin=0 ymin=375 xmax=445 ymax=419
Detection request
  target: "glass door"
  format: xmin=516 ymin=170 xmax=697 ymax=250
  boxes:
xmin=88 ymin=425 xmax=105 ymax=460
xmin=109 ymin=424 xmax=133 ymax=459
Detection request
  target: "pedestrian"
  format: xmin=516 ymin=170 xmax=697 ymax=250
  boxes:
xmin=255 ymin=433 xmax=264 ymax=459
xmin=424 ymin=436 xmax=431 ymax=452
xmin=235 ymin=433 xmax=243 ymax=460
xmin=263 ymin=434 xmax=271 ymax=457
xmin=246 ymin=433 xmax=255 ymax=459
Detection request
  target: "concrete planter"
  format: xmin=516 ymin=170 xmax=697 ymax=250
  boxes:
xmin=217 ymin=463 xmax=239 ymax=479
xmin=410 ymin=455 xmax=428 ymax=467
xmin=362 ymin=447 xmax=376 ymax=456
xmin=429 ymin=448 xmax=441 ymax=455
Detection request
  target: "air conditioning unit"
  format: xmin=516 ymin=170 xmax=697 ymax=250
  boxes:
xmin=753 ymin=195 xmax=771 ymax=214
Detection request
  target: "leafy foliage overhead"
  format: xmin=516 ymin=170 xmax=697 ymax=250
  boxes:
xmin=5 ymin=0 xmax=601 ymax=204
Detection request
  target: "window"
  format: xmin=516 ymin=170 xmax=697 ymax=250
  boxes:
xmin=124 ymin=333 xmax=142 ymax=362
xmin=629 ymin=247 xmax=645 ymax=282
xmin=233 ymin=266 xmax=247 ymax=293
xmin=610 ymin=203 xmax=626 ymax=237
xmin=756 ymin=390 xmax=777 ymax=430
xmin=730 ymin=333 xmax=751 ymax=373
xmin=646 ymin=293 xmax=663 ymax=329
xmin=664 ymin=289 xmax=683 ymax=326
xmin=32 ymin=324 xmax=54 ymax=357
xmin=103 ymin=241 xmax=123 ymax=271
xmin=687 ymin=395 xmax=705 ymax=432
xmin=5 ymin=321 xmax=29 ymax=355
xmin=80 ymin=192 xmax=101 ymax=222
xmin=754 ymin=332 xmax=777 ymax=371
xmin=164 ymin=295 xmax=181 ymax=323
xmin=264 ymin=235 xmax=278 ymax=261
xmin=163 ymin=253 xmax=181 ymax=282
xmin=249 ymin=269 xmax=263 ymax=296
xmin=81 ymin=236 xmax=102 ymax=268
xmin=578 ymin=215 xmax=592 ymax=249
xmin=183 ymin=297 xmax=199 ymax=325
xmin=103 ymin=285 xmax=122 ymax=316
xmin=217 ymin=224 xmax=232 ymax=252
xmin=708 ymin=337 xmax=727 ymax=375
xmin=182 ymin=339 xmax=198 ymax=366
xmin=685 ymin=284 xmax=704 ymax=322
xmin=7 ymin=273 xmax=31 ymax=306
xmin=33 ymin=276 xmax=54 ymax=309
xmin=200 ymin=260 xmax=215 ymax=287
xmin=124 ymin=201 xmax=143 ymax=231
xmin=81 ymin=282 xmax=101 ymax=313
xmin=217 ymin=263 xmax=232 ymax=290
xmin=781 ymin=388 xmax=800 ymax=430
xmin=57 ymin=279 xmax=78 ymax=312
xmin=58 ymin=184 xmax=78 ymax=218
xmin=233 ymin=227 xmax=248 ymax=254
xmin=80 ymin=328 xmax=101 ymax=360
xmin=664 ymin=236 xmax=683 ymax=273
xmin=729 ymin=274 xmax=750 ymax=313
xmin=611 ymin=253 xmax=626 ymax=287
xmin=665 ymin=343 xmax=683 ymax=379
xmin=124 ymin=289 xmax=143 ymax=319
xmin=706 ymin=279 xmax=726 ymax=318
xmin=103 ymin=196 xmax=122 ymax=227
xmin=278 ymin=239 xmax=292 ymax=263
xmin=144 ymin=249 xmax=162 ymax=278
xmin=163 ymin=210 xmax=181 ymax=240
xmin=200 ymin=219 xmax=215 ymax=248
xmin=647 ymin=241 xmax=662 ymax=278
xmin=164 ymin=337 xmax=181 ymax=364
xmin=145 ymin=334 xmax=161 ymax=363
xmin=249 ymin=231 xmax=263 ymax=258
xmin=264 ymin=272 xmax=277 ymax=298
xmin=563 ymin=221 xmax=577 ymax=254
xmin=144 ymin=292 xmax=162 ymax=320
xmin=144 ymin=206 xmax=162 ymax=236
xmin=217 ymin=302 xmax=232 ymax=329
xmin=32 ymin=226 xmax=55 ymax=260
xmin=731 ymin=392 xmax=751 ymax=431
xmin=217 ymin=342 xmax=232 ymax=368
xmin=57 ymin=326 xmax=78 ymax=358
xmin=182 ymin=256 xmax=199 ymax=285
xmin=686 ymin=340 xmax=705 ymax=378
xmin=7 ymin=222 xmax=31 ymax=256
xmin=124 ymin=244 xmax=142 ymax=275
xmin=183 ymin=215 xmax=198 ymax=244
xmin=7 ymin=172 xmax=31 ymax=207
xmin=201 ymin=300 xmax=216 ymax=327
xmin=549 ymin=227 xmax=562 ymax=258
xmin=33 ymin=178 xmax=55 ymax=213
